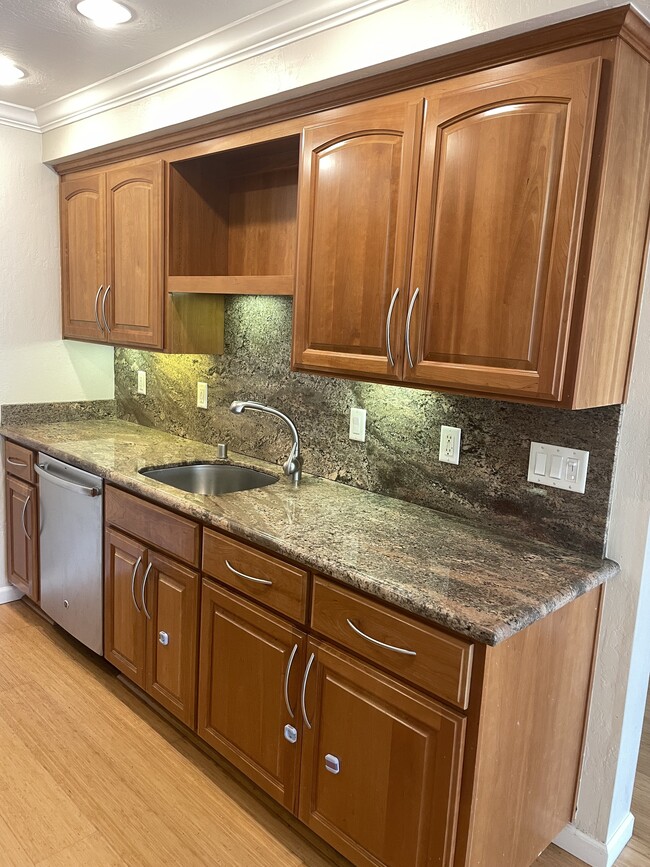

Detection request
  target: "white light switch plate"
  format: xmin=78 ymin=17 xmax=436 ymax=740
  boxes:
xmin=349 ymin=407 xmax=367 ymax=442
xmin=137 ymin=370 xmax=146 ymax=395
xmin=527 ymin=442 xmax=589 ymax=493
xmin=439 ymin=425 xmax=461 ymax=465
xmin=197 ymin=382 xmax=208 ymax=409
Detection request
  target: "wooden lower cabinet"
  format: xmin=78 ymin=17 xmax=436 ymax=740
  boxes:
xmin=197 ymin=580 xmax=306 ymax=811
xmin=104 ymin=528 xmax=199 ymax=726
xmin=5 ymin=475 xmax=39 ymax=601
xmin=105 ymin=529 xmax=147 ymax=687
xmin=144 ymin=550 xmax=199 ymax=728
xmin=299 ymin=639 xmax=466 ymax=867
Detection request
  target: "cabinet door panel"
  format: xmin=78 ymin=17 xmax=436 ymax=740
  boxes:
xmin=299 ymin=640 xmax=465 ymax=867
xmin=197 ymin=580 xmax=305 ymax=811
xmin=5 ymin=477 xmax=39 ymax=601
xmin=104 ymin=529 xmax=146 ymax=687
xmin=293 ymin=102 xmax=422 ymax=379
xmin=406 ymin=57 xmax=601 ymax=399
xmin=145 ymin=551 xmax=199 ymax=728
xmin=61 ymin=173 xmax=107 ymax=342
xmin=106 ymin=161 xmax=164 ymax=348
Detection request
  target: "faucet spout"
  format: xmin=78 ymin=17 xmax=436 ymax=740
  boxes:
xmin=229 ymin=401 xmax=303 ymax=485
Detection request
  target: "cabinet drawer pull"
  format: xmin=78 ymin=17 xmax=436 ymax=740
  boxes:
xmin=101 ymin=284 xmax=111 ymax=334
xmin=405 ymin=286 xmax=420 ymax=368
xmin=225 ymin=559 xmax=272 ymax=586
xmin=159 ymin=631 xmax=169 ymax=646
xmin=131 ymin=555 xmax=142 ymax=613
xmin=6 ymin=457 xmax=28 ymax=468
xmin=21 ymin=495 xmax=32 ymax=541
xmin=94 ymin=285 xmax=105 ymax=334
xmin=284 ymin=643 xmax=298 ymax=718
xmin=141 ymin=562 xmax=153 ymax=620
xmin=346 ymin=618 xmax=417 ymax=656
xmin=301 ymin=652 xmax=315 ymax=730
xmin=386 ymin=287 xmax=400 ymax=367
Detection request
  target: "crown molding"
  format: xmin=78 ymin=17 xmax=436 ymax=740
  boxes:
xmin=0 ymin=100 xmax=39 ymax=132
xmin=34 ymin=0 xmax=406 ymax=133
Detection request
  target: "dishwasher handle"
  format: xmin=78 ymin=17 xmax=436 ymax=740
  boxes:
xmin=35 ymin=463 xmax=101 ymax=498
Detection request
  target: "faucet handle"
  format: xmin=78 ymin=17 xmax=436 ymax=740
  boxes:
xmin=217 ymin=443 xmax=228 ymax=460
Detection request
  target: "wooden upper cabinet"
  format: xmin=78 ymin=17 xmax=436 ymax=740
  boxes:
xmin=404 ymin=57 xmax=601 ymax=400
xmin=292 ymin=101 xmax=422 ymax=380
xmin=105 ymin=162 xmax=164 ymax=348
xmin=61 ymin=161 xmax=164 ymax=349
xmin=61 ymin=173 xmax=107 ymax=342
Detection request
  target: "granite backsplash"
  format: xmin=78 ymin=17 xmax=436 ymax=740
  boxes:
xmin=1 ymin=399 xmax=117 ymax=425
xmin=115 ymin=297 xmax=620 ymax=556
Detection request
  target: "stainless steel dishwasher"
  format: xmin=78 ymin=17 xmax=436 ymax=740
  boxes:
xmin=35 ymin=453 xmax=104 ymax=654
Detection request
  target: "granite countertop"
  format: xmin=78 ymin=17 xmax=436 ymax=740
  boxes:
xmin=0 ymin=419 xmax=619 ymax=645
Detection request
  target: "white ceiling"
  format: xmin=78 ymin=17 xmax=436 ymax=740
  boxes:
xmin=0 ymin=0 xmax=335 ymax=109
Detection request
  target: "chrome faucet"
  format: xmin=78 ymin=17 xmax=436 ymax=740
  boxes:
xmin=229 ymin=401 xmax=303 ymax=485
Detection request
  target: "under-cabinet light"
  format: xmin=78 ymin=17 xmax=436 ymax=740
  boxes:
xmin=76 ymin=0 xmax=132 ymax=28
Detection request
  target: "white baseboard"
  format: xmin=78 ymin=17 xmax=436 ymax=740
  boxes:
xmin=554 ymin=812 xmax=635 ymax=867
xmin=0 ymin=585 xmax=23 ymax=605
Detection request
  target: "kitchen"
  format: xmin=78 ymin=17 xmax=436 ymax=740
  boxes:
xmin=1 ymin=1 xmax=650 ymax=866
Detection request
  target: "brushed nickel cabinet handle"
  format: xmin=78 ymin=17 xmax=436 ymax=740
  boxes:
xmin=386 ymin=287 xmax=400 ymax=367
xmin=284 ymin=643 xmax=298 ymax=719
xmin=131 ymin=555 xmax=142 ymax=613
xmin=141 ymin=562 xmax=153 ymax=620
xmin=6 ymin=457 xmax=28 ymax=468
xmin=101 ymin=284 xmax=111 ymax=334
xmin=346 ymin=618 xmax=417 ymax=656
xmin=405 ymin=286 xmax=420 ymax=368
xmin=21 ymin=495 xmax=31 ymax=541
xmin=159 ymin=631 xmax=169 ymax=646
xmin=225 ymin=559 xmax=272 ymax=586
xmin=300 ymin=652 xmax=315 ymax=730
xmin=94 ymin=284 xmax=105 ymax=334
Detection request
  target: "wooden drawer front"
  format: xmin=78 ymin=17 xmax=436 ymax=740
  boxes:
xmin=105 ymin=486 xmax=200 ymax=567
xmin=202 ymin=529 xmax=308 ymax=623
xmin=4 ymin=441 xmax=35 ymax=483
xmin=311 ymin=576 xmax=473 ymax=709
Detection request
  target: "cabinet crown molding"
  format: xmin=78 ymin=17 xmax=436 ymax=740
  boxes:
xmin=52 ymin=4 xmax=648 ymax=175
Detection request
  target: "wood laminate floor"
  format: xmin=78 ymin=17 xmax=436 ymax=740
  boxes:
xmin=0 ymin=600 xmax=647 ymax=867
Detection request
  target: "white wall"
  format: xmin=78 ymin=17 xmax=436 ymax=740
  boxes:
xmin=575 ymin=263 xmax=650 ymax=844
xmin=0 ymin=125 xmax=114 ymax=598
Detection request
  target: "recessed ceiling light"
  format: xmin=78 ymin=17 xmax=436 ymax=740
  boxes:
xmin=76 ymin=0 xmax=133 ymax=28
xmin=0 ymin=56 xmax=25 ymax=85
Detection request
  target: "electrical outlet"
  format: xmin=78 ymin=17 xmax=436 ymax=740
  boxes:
xmin=349 ymin=407 xmax=367 ymax=442
xmin=137 ymin=370 xmax=146 ymax=395
xmin=439 ymin=425 xmax=461 ymax=465
xmin=197 ymin=382 xmax=208 ymax=409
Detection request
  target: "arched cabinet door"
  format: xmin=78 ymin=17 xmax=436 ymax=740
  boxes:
xmin=61 ymin=173 xmax=107 ymax=342
xmin=292 ymin=101 xmax=422 ymax=380
xmin=404 ymin=57 xmax=601 ymax=400
xmin=105 ymin=161 xmax=164 ymax=349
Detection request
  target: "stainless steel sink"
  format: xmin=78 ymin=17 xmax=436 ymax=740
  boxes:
xmin=139 ymin=463 xmax=278 ymax=495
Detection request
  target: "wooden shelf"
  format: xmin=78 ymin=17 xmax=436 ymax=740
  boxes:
xmin=167 ymin=275 xmax=294 ymax=296
xmin=167 ymin=136 xmax=299 ymax=296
